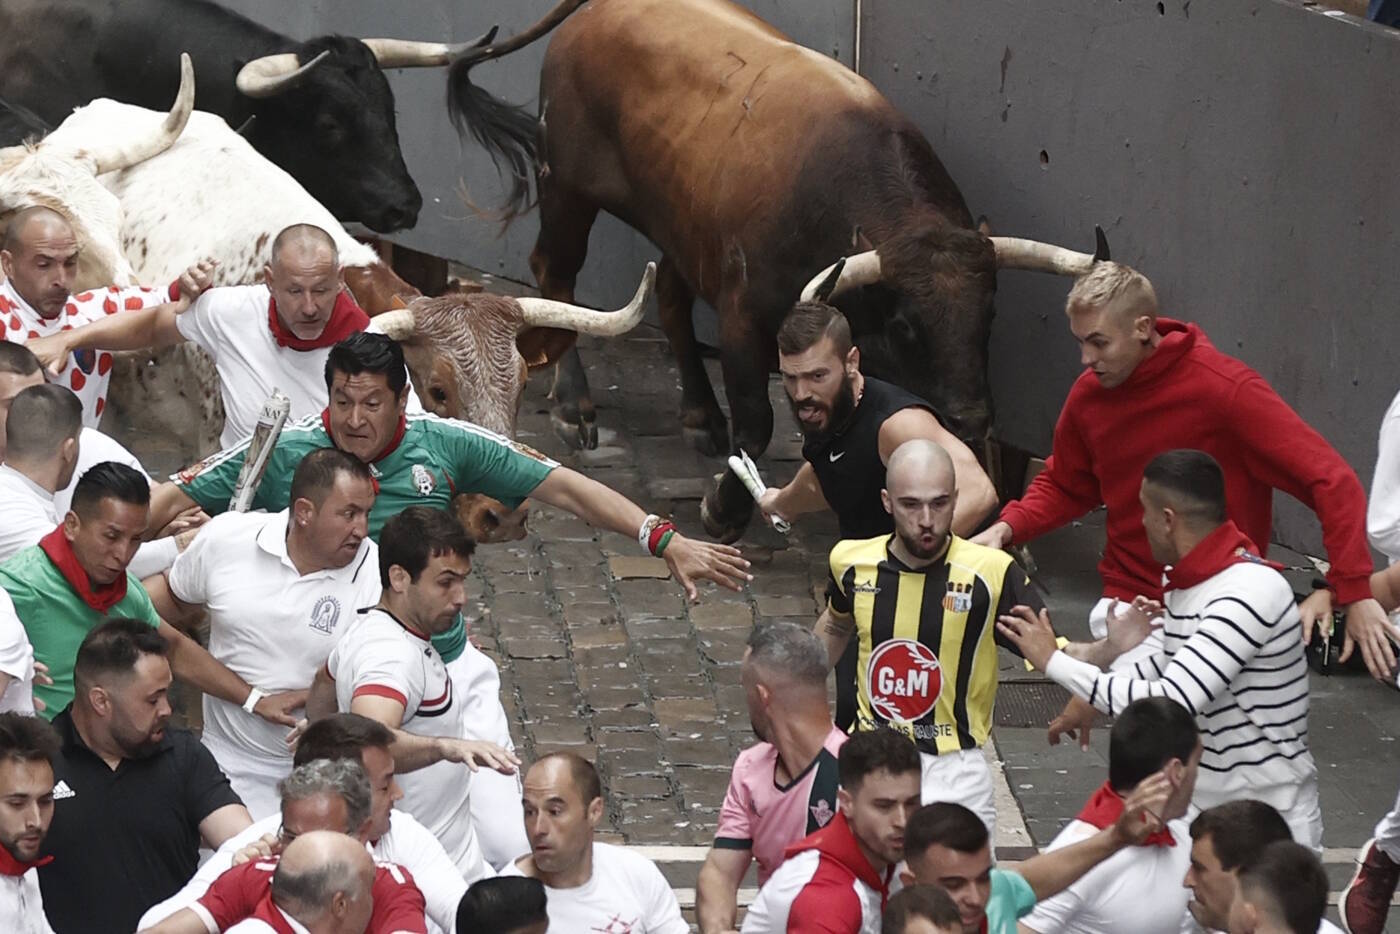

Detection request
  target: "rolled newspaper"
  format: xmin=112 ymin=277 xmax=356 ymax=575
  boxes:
xmin=228 ymin=390 xmax=291 ymax=512
xmin=727 ymin=449 xmax=791 ymax=533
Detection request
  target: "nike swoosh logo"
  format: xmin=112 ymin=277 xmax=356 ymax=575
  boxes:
xmin=828 ymin=451 xmax=846 ymax=462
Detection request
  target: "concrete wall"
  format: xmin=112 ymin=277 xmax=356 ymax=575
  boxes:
xmin=859 ymin=0 xmax=1398 ymax=548
xmin=214 ymin=0 xmax=1397 ymax=551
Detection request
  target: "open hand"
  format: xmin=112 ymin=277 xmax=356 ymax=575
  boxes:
xmin=996 ymin=604 xmax=1059 ymax=671
xmin=663 ymin=534 xmax=752 ymax=601
xmin=1112 ymin=769 xmax=1172 ymax=845
xmin=1338 ymin=597 xmax=1400 ymax=681
xmin=1048 ymin=695 xmax=1097 ymax=751
xmin=25 ymin=333 xmax=71 ymax=377
xmin=439 ymin=739 xmax=521 ymax=774
xmin=1104 ymin=597 xmax=1162 ymax=657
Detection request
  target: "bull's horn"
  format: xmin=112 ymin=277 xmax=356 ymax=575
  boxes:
xmin=991 ymin=226 xmax=1110 ymax=277
xmin=517 ymin=262 xmax=656 ymax=335
xmin=799 ymin=250 xmax=882 ymax=302
xmin=367 ymin=309 xmax=416 ymax=341
xmin=236 ymin=49 xmax=331 ymax=99
xmin=87 ymin=53 xmax=194 ymax=175
xmin=361 ymin=27 xmax=499 ymax=68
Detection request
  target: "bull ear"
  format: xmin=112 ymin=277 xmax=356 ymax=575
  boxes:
xmin=810 ymin=257 xmax=847 ymax=304
xmin=977 ymin=215 xmax=994 ymax=237
xmin=516 ymin=328 xmax=578 ymax=371
xmin=1092 ymin=225 xmax=1111 ymax=263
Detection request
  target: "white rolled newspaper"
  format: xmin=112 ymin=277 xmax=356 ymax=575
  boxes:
xmin=228 ymin=390 xmax=291 ymax=513
xmin=727 ymin=449 xmax=791 ymax=533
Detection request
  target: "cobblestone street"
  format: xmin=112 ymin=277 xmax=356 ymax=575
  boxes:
xmin=472 ymin=321 xmax=1400 ymax=927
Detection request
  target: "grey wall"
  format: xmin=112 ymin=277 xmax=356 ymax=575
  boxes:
xmin=215 ymin=0 xmax=1397 ymax=552
xmin=859 ymin=0 xmax=1399 ymax=548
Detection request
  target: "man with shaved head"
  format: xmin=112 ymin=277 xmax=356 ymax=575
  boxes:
xmin=1 ymin=205 xmax=204 ymax=427
xmin=503 ymin=753 xmax=687 ymax=933
xmin=28 ymin=222 xmax=377 ymax=447
xmin=815 ymin=439 xmax=1043 ymax=835
xmin=972 ymin=261 xmax=1388 ymax=704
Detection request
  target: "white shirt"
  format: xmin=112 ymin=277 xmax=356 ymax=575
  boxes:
xmin=0 ymin=865 xmax=55 ymax=934
xmin=0 ymin=464 xmax=55 ymax=564
xmin=175 ymin=284 xmax=340 ymax=448
xmin=0 ymin=589 xmax=37 ymax=714
xmin=168 ymin=510 xmax=380 ymax=764
xmin=1369 ymin=388 xmax=1400 ymax=622
xmin=500 ymin=843 xmax=687 ymax=934
xmin=328 ymin=607 xmax=485 ymax=880
xmin=136 ymin=807 xmax=469 ymax=933
xmin=54 ymin=427 xmax=148 ymax=518
xmin=1020 ymin=817 xmax=1194 ymax=934
xmin=1 ymin=277 xmax=167 ymax=427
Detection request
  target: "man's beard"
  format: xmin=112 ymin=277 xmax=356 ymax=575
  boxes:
xmin=790 ymin=376 xmax=858 ymax=444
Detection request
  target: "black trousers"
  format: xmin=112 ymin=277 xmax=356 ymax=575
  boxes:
xmin=835 ymin=637 xmax=858 ymax=730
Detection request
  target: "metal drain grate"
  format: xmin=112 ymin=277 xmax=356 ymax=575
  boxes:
xmin=995 ymin=680 xmax=1110 ymax=728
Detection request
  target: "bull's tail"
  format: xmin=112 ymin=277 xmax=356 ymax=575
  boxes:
xmin=447 ymin=0 xmax=587 ymax=223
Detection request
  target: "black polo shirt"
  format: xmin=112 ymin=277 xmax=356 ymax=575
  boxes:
xmin=37 ymin=707 xmax=244 ymax=934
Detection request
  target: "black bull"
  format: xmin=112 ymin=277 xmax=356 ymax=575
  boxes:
xmin=0 ymin=0 xmax=585 ymax=233
xmin=447 ymin=0 xmax=1103 ymax=539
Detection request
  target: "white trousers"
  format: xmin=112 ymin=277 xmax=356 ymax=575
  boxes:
xmin=1373 ymin=785 xmax=1400 ymax=860
xmin=446 ymin=639 xmax=530 ymax=870
xmin=199 ymin=731 xmax=287 ymax=821
xmin=920 ymin=748 xmax=997 ymax=842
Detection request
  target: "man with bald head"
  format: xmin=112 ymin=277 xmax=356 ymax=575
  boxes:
xmin=1 ymin=205 xmax=203 ymax=427
xmin=503 ymin=753 xmax=687 ymax=933
xmin=816 ymin=439 xmax=1042 ymax=834
xmin=29 ymin=222 xmax=373 ymax=447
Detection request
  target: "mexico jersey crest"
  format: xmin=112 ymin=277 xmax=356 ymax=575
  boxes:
xmin=867 ymin=639 xmax=942 ymax=723
xmin=411 ymin=464 xmax=435 ymax=496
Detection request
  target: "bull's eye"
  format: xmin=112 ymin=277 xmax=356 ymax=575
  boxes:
xmin=430 ymin=387 xmax=448 ymax=405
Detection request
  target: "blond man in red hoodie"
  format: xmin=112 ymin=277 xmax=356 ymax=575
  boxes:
xmin=972 ymin=262 xmax=1393 ymax=696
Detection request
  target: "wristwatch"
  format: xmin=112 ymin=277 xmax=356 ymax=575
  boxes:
xmin=242 ymin=687 xmax=266 ymax=714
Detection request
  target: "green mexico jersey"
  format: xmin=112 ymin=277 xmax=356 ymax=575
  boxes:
xmin=0 ymin=546 xmax=162 ymax=718
xmin=175 ymin=412 xmax=559 ymax=537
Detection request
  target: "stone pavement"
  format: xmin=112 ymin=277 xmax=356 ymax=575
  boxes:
xmin=471 ymin=320 xmax=1400 ymax=928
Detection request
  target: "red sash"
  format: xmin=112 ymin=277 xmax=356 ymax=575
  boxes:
xmin=1075 ymin=780 xmax=1175 ymax=847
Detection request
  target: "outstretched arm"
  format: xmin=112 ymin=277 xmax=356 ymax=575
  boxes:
xmin=757 ymin=461 xmax=830 ymax=525
xmin=530 ymin=466 xmax=752 ymax=599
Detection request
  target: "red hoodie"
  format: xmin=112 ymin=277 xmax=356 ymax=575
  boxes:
xmin=741 ymin=811 xmax=892 ymax=933
xmin=999 ymin=319 xmax=1371 ymax=604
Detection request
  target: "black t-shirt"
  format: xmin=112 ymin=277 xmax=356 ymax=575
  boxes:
xmin=38 ymin=707 xmax=244 ymax=934
xmin=804 ymin=377 xmax=939 ymax=539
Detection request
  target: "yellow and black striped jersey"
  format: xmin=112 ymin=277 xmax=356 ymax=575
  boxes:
xmin=827 ymin=534 xmax=1040 ymax=755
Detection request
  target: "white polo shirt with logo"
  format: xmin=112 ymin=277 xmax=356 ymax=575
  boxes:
xmin=327 ymin=607 xmax=485 ymax=880
xmin=166 ymin=509 xmax=380 ymax=817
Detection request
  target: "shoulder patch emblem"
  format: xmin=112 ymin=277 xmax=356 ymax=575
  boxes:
xmin=508 ymin=439 xmax=551 ymax=463
xmin=411 ymin=464 xmax=435 ymax=496
xmin=810 ymin=798 xmax=835 ymax=828
xmin=176 ymin=455 xmax=215 ymax=485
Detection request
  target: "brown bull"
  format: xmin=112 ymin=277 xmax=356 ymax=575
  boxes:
xmin=368 ymin=263 xmax=655 ymax=540
xmin=448 ymin=0 xmax=1107 ymax=539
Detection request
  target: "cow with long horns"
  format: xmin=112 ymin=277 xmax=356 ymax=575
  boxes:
xmin=448 ymin=0 xmax=1110 ymax=539
xmin=0 ymin=0 xmax=584 ymax=232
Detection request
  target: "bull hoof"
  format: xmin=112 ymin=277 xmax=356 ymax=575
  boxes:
xmin=683 ymin=426 xmax=726 ymax=458
xmin=550 ymin=406 xmax=598 ymax=451
xmin=701 ymin=490 xmax=750 ymax=545
xmin=680 ymin=408 xmax=729 ymax=457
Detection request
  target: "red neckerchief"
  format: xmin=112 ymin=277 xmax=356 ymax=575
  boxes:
xmin=38 ymin=526 xmax=127 ymax=612
xmin=1164 ymin=520 xmax=1281 ymax=592
xmin=319 ymin=408 xmax=407 ymax=466
xmin=1076 ymin=780 xmax=1175 ymax=847
xmin=268 ymin=291 xmax=370 ymax=351
xmin=0 ymin=844 xmax=52 ymax=877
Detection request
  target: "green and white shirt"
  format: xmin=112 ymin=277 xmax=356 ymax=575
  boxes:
xmin=175 ymin=411 xmax=558 ymax=535
xmin=0 ymin=546 xmax=161 ymax=717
